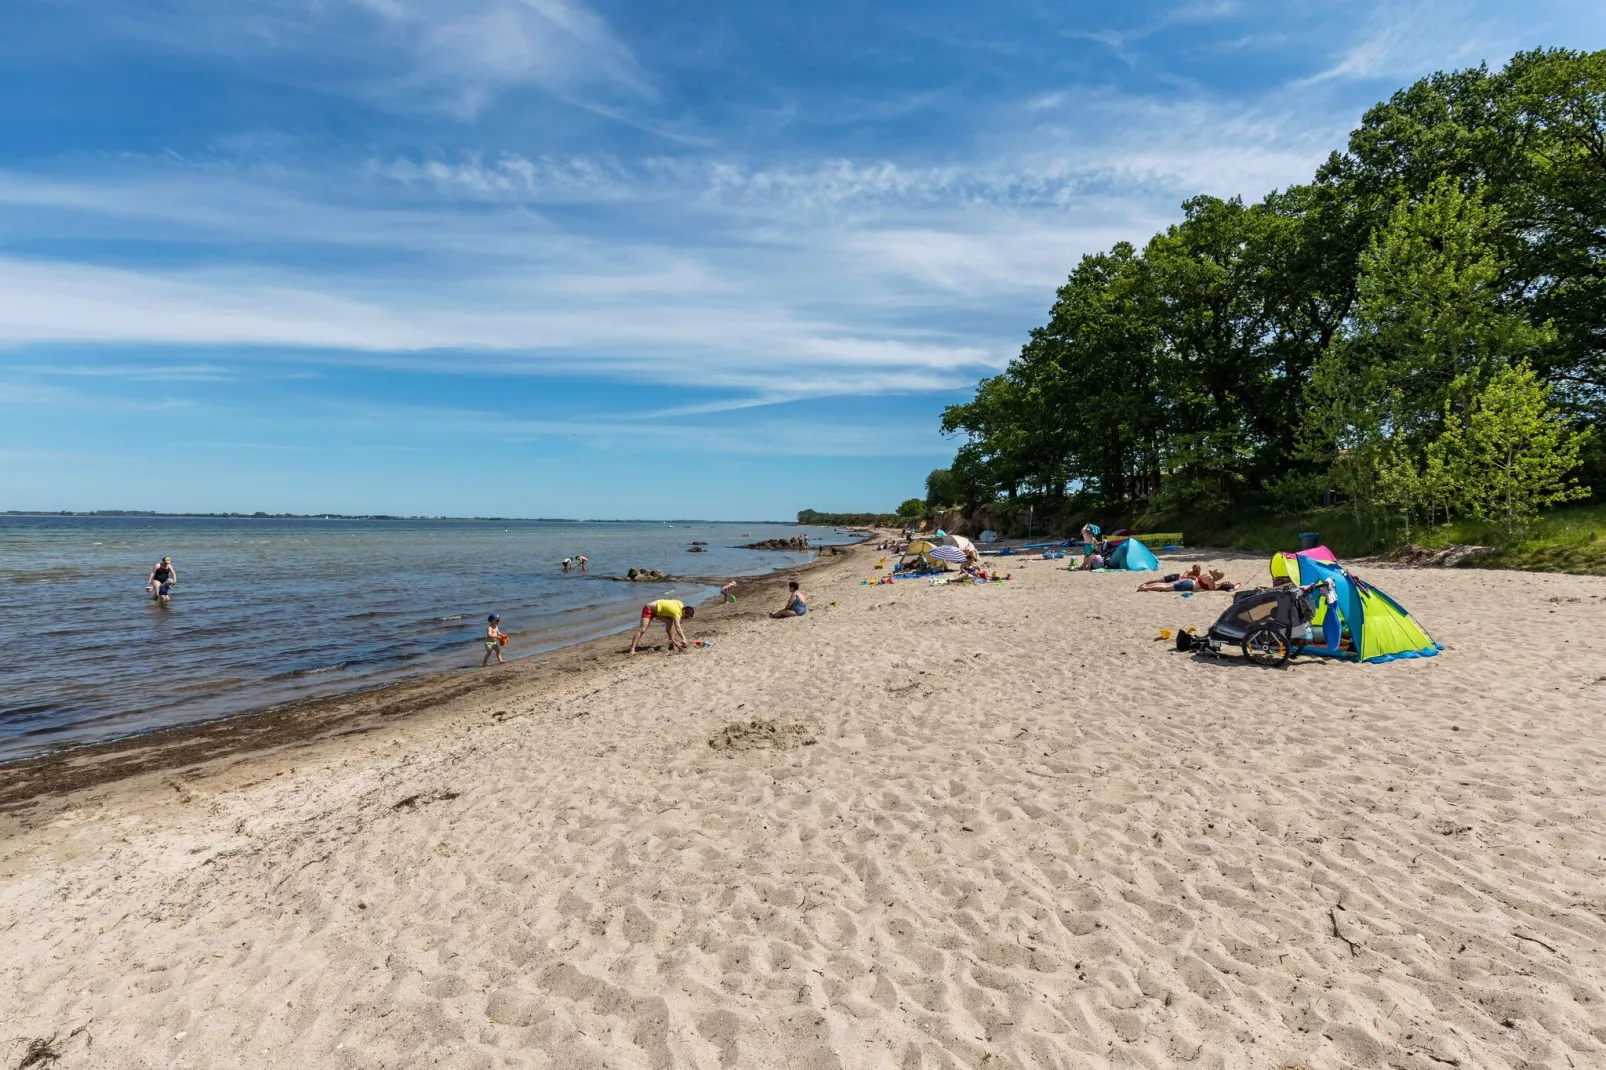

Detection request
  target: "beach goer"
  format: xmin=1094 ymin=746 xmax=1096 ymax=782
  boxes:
xmin=720 ymin=581 xmax=737 ymax=603
xmin=577 ymin=555 xmax=588 ymax=573
xmin=1076 ymin=552 xmax=1104 ymax=571
xmin=630 ymin=599 xmax=694 ymax=654
xmin=562 ymin=557 xmax=572 ymax=572
xmin=1137 ymin=576 xmax=1198 ymax=593
xmin=483 ymin=613 xmax=506 ymax=666
xmin=1160 ymin=564 xmax=1203 ymax=584
xmin=1137 ymin=568 xmax=1227 ymax=593
xmin=146 ymin=556 xmax=177 ymax=601
xmin=770 ymin=581 xmax=807 ymax=618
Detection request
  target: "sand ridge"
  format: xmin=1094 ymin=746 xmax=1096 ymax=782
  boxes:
xmin=2 ymin=546 xmax=1605 ymax=1068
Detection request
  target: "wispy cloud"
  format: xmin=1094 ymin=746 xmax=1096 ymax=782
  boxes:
xmin=92 ymin=0 xmax=655 ymax=120
xmin=1294 ymin=2 xmax=1505 ymax=87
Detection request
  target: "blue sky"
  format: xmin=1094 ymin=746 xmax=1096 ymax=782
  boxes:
xmin=3 ymin=1 xmax=1603 ymax=519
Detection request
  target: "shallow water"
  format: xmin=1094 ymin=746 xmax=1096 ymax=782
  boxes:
xmin=0 ymin=516 xmax=846 ymax=761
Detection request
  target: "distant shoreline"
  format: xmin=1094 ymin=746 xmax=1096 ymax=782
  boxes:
xmin=1 ymin=512 xmax=811 ymax=524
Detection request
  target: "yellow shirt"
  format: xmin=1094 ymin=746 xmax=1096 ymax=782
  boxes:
xmin=651 ymin=599 xmax=684 ymax=621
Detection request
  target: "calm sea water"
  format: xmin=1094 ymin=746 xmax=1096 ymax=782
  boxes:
xmin=0 ymin=517 xmax=850 ymax=762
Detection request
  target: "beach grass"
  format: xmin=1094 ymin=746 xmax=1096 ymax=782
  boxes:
xmin=1177 ymin=501 xmax=1606 ymax=575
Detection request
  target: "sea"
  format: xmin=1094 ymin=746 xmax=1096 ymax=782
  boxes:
xmin=0 ymin=516 xmax=853 ymax=763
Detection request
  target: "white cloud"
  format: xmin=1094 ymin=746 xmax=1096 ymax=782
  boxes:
xmin=1293 ymin=1 xmax=1508 ymax=87
xmin=97 ymin=0 xmax=654 ymax=120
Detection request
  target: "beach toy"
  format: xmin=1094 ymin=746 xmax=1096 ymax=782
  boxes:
xmin=498 ymin=634 xmax=509 ymax=646
xmin=695 ymin=639 xmax=712 ymax=648
xmin=1181 ymin=592 xmax=1192 ymax=599
xmin=1159 ymin=629 xmax=1173 ymax=640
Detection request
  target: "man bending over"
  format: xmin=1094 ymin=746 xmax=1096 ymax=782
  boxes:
xmin=631 ymin=599 xmax=694 ymax=653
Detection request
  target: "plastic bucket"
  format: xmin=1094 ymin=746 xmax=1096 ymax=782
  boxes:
xmin=1299 ymin=532 xmax=1321 ymax=550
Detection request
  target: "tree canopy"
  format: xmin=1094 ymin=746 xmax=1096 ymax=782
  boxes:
xmin=938 ymin=48 xmax=1602 ymax=542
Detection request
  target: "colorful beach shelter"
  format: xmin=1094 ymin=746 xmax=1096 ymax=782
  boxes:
xmin=1269 ymin=550 xmax=1441 ymax=663
xmin=1106 ymin=537 xmax=1160 ymax=571
xmin=1270 ymin=544 xmax=1337 ymax=581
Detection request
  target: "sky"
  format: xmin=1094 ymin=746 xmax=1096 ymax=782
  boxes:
xmin=2 ymin=1 xmax=1603 ymax=519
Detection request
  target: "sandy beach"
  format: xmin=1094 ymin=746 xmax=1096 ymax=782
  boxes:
xmin=3 ymin=543 xmax=1604 ymax=1069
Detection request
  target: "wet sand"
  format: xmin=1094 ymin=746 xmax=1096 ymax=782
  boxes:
xmin=3 ymin=544 xmax=1604 ymax=1069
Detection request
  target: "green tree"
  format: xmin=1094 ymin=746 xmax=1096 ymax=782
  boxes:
xmin=1303 ymin=176 xmax=1552 ymax=524
xmin=1331 ymin=49 xmax=1606 ymax=416
xmin=895 ymin=498 xmax=927 ymax=521
xmin=924 ymin=468 xmax=958 ymax=511
xmin=1352 ymin=176 xmax=1549 ymax=432
xmin=1437 ymin=362 xmax=1593 ymax=542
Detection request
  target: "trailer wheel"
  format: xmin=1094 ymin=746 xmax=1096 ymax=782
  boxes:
xmin=1242 ymin=622 xmax=1291 ymax=668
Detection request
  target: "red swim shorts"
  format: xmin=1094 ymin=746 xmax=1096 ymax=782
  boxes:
xmin=641 ymin=604 xmax=656 ymax=620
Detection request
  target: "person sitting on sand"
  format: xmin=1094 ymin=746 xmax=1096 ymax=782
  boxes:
xmin=483 ymin=613 xmax=506 ymax=666
xmin=771 ymin=581 xmax=807 ymax=618
xmin=146 ymin=556 xmax=177 ymax=601
xmin=630 ymin=599 xmax=694 ymax=653
xmin=1076 ymin=551 xmax=1105 ymax=571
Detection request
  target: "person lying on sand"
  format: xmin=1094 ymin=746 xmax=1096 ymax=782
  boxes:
xmin=771 ymin=581 xmax=807 ymax=618
xmin=1137 ymin=568 xmax=1228 ymax=593
xmin=631 ymin=599 xmax=693 ymax=653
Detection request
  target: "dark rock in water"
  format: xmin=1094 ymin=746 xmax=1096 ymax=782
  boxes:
xmin=738 ymin=536 xmax=812 ymax=550
xmin=688 ymin=545 xmax=706 ymax=552
xmin=690 ymin=540 xmax=707 ymax=545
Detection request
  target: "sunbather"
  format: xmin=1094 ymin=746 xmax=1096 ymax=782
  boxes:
xmin=1138 ymin=568 xmax=1226 ymax=593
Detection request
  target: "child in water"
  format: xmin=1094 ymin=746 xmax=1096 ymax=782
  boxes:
xmin=483 ymin=613 xmax=507 ymax=666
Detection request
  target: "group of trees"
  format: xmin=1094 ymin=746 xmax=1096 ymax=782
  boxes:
xmin=934 ymin=49 xmax=1602 ymax=543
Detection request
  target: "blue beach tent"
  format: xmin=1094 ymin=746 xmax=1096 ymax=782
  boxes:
xmin=1107 ymin=537 xmax=1159 ymax=571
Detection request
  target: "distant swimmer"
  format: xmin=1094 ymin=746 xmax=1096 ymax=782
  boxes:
xmin=483 ymin=613 xmax=507 ymax=666
xmin=630 ymin=599 xmax=694 ymax=654
xmin=146 ymin=556 xmax=177 ymax=602
xmin=562 ymin=557 xmax=572 ymax=572
xmin=577 ymin=555 xmax=588 ymax=573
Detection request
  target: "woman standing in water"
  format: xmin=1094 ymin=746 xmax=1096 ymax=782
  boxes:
xmin=146 ymin=556 xmax=177 ymax=602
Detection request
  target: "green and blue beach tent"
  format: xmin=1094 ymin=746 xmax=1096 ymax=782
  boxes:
xmin=1270 ymin=548 xmax=1441 ymax=663
xmin=1106 ymin=536 xmax=1159 ymax=571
